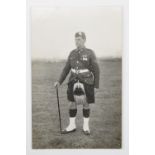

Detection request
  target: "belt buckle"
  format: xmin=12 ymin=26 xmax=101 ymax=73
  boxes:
xmin=75 ymin=69 xmax=79 ymax=74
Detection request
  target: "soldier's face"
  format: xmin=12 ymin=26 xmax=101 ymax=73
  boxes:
xmin=75 ymin=37 xmax=86 ymax=48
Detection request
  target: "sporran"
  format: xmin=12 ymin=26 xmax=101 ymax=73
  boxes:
xmin=73 ymin=81 xmax=86 ymax=105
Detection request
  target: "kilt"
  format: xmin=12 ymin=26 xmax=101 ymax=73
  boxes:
xmin=67 ymin=81 xmax=95 ymax=104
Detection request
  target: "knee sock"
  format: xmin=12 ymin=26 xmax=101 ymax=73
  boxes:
xmin=83 ymin=108 xmax=90 ymax=118
xmin=69 ymin=109 xmax=77 ymax=117
xmin=66 ymin=109 xmax=77 ymax=131
xmin=83 ymin=109 xmax=90 ymax=131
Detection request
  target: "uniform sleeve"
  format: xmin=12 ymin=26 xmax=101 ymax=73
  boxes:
xmin=89 ymin=50 xmax=100 ymax=88
xmin=58 ymin=54 xmax=71 ymax=85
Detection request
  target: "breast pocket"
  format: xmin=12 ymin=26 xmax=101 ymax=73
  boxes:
xmin=69 ymin=56 xmax=77 ymax=67
xmin=81 ymin=55 xmax=88 ymax=61
xmin=80 ymin=55 xmax=90 ymax=67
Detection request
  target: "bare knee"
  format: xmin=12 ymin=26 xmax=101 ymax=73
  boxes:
xmin=83 ymin=102 xmax=89 ymax=109
xmin=69 ymin=102 xmax=77 ymax=109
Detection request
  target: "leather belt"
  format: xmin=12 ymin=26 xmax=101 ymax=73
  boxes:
xmin=71 ymin=68 xmax=89 ymax=74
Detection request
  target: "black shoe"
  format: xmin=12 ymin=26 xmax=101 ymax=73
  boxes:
xmin=83 ymin=130 xmax=90 ymax=135
xmin=61 ymin=128 xmax=76 ymax=134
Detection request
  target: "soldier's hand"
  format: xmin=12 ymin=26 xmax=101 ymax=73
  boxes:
xmin=54 ymin=81 xmax=60 ymax=88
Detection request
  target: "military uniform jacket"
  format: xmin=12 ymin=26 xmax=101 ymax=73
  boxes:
xmin=58 ymin=47 xmax=100 ymax=88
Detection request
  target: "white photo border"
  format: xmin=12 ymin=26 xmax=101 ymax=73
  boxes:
xmin=26 ymin=0 xmax=129 ymax=155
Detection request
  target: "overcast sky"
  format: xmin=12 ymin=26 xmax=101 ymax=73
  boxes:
xmin=31 ymin=7 xmax=122 ymax=60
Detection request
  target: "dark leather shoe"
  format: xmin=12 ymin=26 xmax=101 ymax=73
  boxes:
xmin=61 ymin=128 xmax=76 ymax=134
xmin=83 ymin=130 xmax=90 ymax=135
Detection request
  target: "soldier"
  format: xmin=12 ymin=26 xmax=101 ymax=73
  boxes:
xmin=54 ymin=32 xmax=100 ymax=135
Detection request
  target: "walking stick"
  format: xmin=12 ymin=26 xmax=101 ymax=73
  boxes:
xmin=55 ymin=86 xmax=62 ymax=133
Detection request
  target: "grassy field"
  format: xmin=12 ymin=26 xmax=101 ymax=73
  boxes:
xmin=32 ymin=59 xmax=122 ymax=149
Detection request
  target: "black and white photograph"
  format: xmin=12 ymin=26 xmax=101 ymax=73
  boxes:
xmin=3 ymin=0 xmax=155 ymax=155
xmin=30 ymin=5 xmax=124 ymax=150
